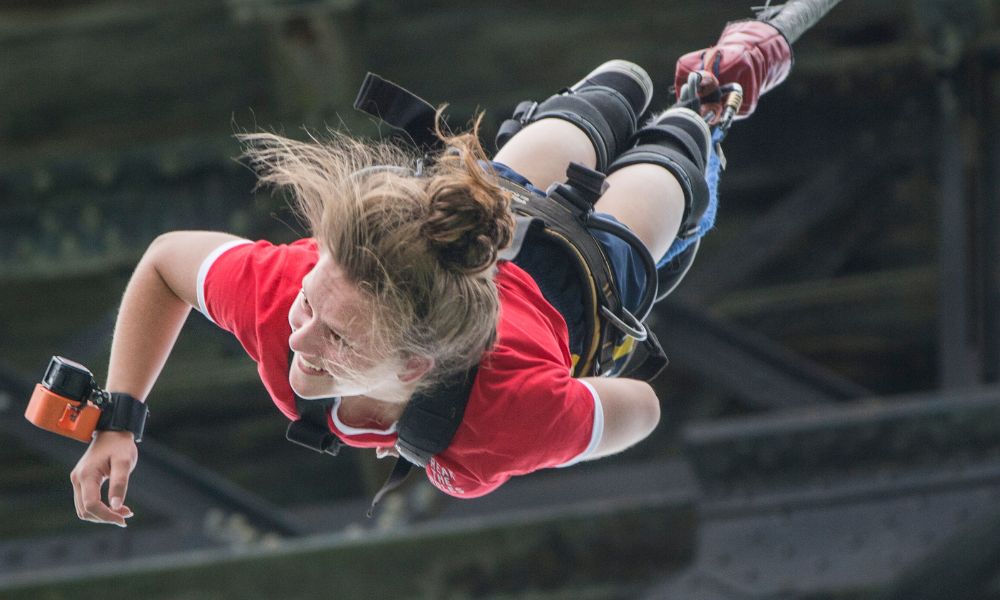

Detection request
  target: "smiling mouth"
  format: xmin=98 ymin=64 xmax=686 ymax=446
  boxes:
xmin=295 ymin=354 xmax=330 ymax=377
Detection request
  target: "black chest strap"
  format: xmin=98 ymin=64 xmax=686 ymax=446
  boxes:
xmin=396 ymin=366 xmax=478 ymax=464
xmin=367 ymin=367 xmax=479 ymax=517
xmin=284 ymin=350 xmax=479 ymax=516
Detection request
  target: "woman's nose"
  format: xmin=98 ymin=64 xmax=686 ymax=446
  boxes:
xmin=288 ymin=324 xmax=307 ymax=354
xmin=288 ymin=313 xmax=320 ymax=356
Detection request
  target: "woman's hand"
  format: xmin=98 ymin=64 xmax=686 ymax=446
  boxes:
xmin=70 ymin=430 xmax=137 ymax=527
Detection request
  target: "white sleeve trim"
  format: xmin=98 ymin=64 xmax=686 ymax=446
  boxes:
xmin=329 ymin=397 xmax=398 ymax=436
xmin=196 ymin=239 xmax=253 ymax=325
xmin=555 ymin=379 xmax=604 ymax=468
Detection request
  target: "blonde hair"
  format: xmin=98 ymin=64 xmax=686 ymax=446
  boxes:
xmin=240 ymin=116 xmax=513 ymax=392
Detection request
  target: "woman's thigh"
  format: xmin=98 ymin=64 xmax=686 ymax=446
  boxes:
xmin=493 ymin=119 xmax=596 ymax=191
xmin=595 ymin=163 xmax=685 ymax=263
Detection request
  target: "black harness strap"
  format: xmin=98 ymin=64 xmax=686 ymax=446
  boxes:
xmin=396 ymin=367 xmax=479 ymax=465
xmin=367 ymin=366 xmax=479 ymax=517
xmin=497 ymin=171 xmax=667 ymax=379
xmin=285 ymin=352 xmax=341 ymax=456
xmin=367 ymin=457 xmax=415 ymax=518
xmin=354 ymin=73 xmax=441 ymax=151
xmin=285 ymin=394 xmax=341 ymax=456
xmin=284 ymin=351 xmax=479 ymax=516
xmin=497 ymin=175 xmax=613 ymax=375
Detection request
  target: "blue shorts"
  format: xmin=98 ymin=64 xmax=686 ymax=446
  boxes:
xmin=493 ymin=161 xmax=650 ymax=363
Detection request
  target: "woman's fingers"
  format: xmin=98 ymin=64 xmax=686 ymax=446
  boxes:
xmin=79 ymin=471 xmax=127 ymax=527
xmin=70 ymin=432 xmax=138 ymax=527
xmin=108 ymin=456 xmax=133 ymax=512
xmin=70 ymin=468 xmax=84 ymax=520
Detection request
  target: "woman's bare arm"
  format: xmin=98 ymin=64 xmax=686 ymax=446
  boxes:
xmin=105 ymin=231 xmax=243 ymax=398
xmin=580 ymin=376 xmax=661 ymax=459
xmin=71 ymin=231 xmax=244 ymax=526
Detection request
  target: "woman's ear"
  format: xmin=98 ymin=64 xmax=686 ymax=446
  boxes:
xmin=398 ymin=356 xmax=434 ymax=383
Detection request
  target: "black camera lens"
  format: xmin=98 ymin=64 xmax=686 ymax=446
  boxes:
xmin=42 ymin=356 xmax=94 ymax=401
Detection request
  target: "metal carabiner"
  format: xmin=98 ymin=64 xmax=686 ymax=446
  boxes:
xmin=600 ymin=305 xmax=648 ymax=342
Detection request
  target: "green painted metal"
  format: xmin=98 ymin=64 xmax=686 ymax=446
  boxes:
xmin=1 ymin=500 xmax=695 ymax=599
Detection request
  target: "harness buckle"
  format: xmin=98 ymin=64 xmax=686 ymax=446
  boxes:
xmin=566 ymin=162 xmax=609 ymax=199
xmin=286 ymin=419 xmax=341 ymax=456
xmin=547 ymin=162 xmax=609 ymax=214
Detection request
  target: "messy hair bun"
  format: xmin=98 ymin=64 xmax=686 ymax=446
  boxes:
xmin=421 ymin=123 xmax=514 ymax=274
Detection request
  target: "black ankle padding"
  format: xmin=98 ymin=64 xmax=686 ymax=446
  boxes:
xmin=531 ymin=87 xmax=638 ymax=171
xmin=633 ymin=124 xmax=707 ymax=172
xmin=607 ymin=145 xmax=710 ymax=238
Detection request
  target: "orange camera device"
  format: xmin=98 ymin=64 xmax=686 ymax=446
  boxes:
xmin=25 ymin=356 xmax=147 ymax=443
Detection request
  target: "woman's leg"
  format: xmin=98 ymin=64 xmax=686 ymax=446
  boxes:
xmin=493 ymin=118 xmax=597 ymax=191
xmin=595 ymin=163 xmax=686 ymax=262
xmin=598 ymin=107 xmax=713 ymax=262
xmin=493 ymin=60 xmax=653 ymax=191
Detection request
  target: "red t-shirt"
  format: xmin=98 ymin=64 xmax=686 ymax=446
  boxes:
xmin=197 ymin=238 xmax=603 ymax=497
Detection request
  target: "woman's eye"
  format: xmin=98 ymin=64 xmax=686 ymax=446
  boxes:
xmin=328 ymin=329 xmax=352 ymax=350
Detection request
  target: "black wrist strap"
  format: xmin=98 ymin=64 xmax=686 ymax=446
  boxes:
xmin=96 ymin=392 xmax=149 ymax=442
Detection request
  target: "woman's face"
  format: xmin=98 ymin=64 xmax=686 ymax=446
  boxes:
xmin=287 ymin=254 xmax=396 ymax=399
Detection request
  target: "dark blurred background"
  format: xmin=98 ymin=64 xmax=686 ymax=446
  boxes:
xmin=1 ymin=1 xmax=999 ymax=598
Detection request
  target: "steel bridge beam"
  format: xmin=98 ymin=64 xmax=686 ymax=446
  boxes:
xmin=652 ymin=301 xmax=869 ymax=409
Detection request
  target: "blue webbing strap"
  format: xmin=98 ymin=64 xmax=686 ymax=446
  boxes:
xmin=659 ymin=128 xmax=724 ymax=265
